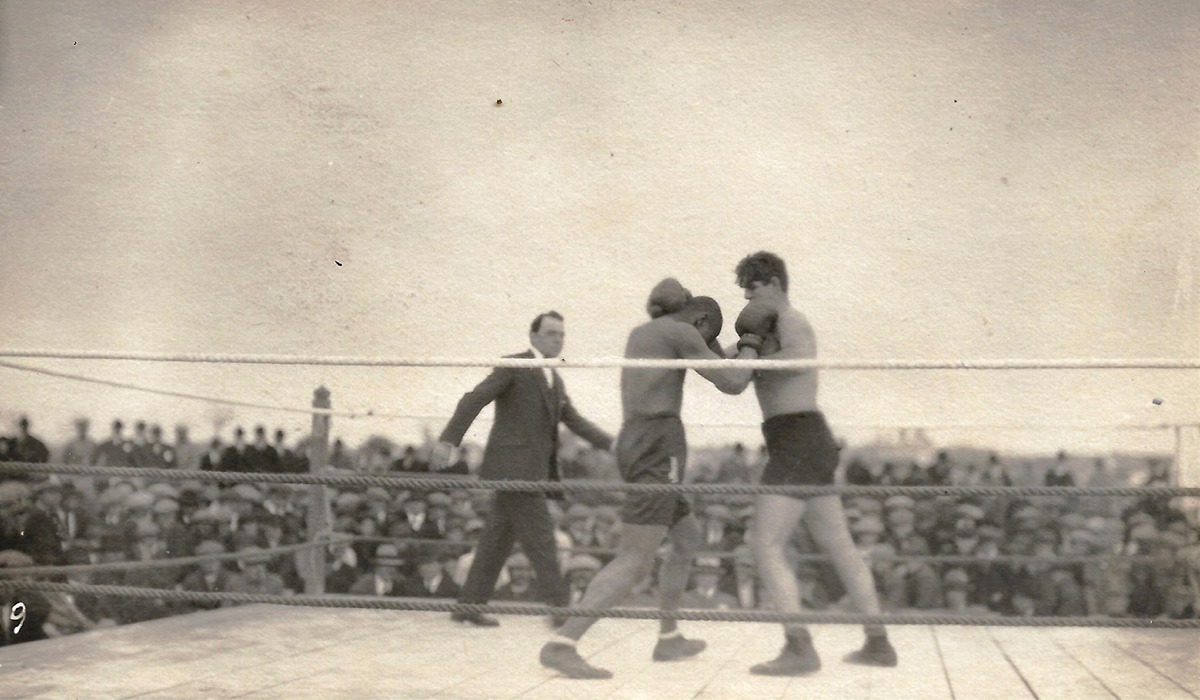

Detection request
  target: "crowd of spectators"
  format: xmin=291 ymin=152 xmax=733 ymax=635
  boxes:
xmin=0 ymin=415 xmax=1197 ymax=647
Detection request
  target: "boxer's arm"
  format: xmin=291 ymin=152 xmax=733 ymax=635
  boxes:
xmin=438 ymin=366 xmax=515 ymax=446
xmin=676 ymin=327 xmax=755 ymax=395
xmin=560 ymin=395 xmax=613 ymax=452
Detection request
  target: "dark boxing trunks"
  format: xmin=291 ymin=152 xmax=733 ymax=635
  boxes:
xmin=616 ymin=414 xmax=692 ymax=527
xmin=760 ymin=412 xmax=841 ymax=489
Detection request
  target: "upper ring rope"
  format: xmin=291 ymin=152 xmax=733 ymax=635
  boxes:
xmin=0 ymin=360 xmax=1188 ymax=431
xmin=3 ymin=462 xmax=1197 ymax=498
xmin=2 ymin=349 xmax=1198 ymax=370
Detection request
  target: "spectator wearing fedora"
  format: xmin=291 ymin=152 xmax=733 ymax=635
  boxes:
xmin=494 ymin=552 xmax=538 ymax=602
xmin=405 ymin=551 xmax=460 ymax=599
xmin=245 ymin=426 xmax=280 ymax=474
xmin=94 ymin=420 xmax=136 ymax=468
xmin=11 ymin=416 xmax=49 ymax=465
xmin=220 ymin=428 xmax=250 ymax=473
xmin=179 ymin=540 xmax=237 ymax=611
xmin=228 ymin=546 xmax=287 ymax=598
xmin=320 ymin=533 xmax=358 ymax=594
xmin=0 ymin=481 xmax=64 ymax=569
xmin=350 ymin=544 xmax=409 ymax=597
xmin=682 ymin=556 xmax=738 ymax=610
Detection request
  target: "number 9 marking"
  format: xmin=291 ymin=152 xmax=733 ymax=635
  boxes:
xmin=10 ymin=602 xmax=26 ymax=635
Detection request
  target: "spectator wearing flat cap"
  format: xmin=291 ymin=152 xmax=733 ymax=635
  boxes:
xmin=152 ymin=497 xmax=194 ymax=562
xmin=227 ymin=546 xmax=287 ymax=599
xmin=350 ymin=544 xmax=409 ymax=597
xmin=682 ymin=556 xmax=739 ymax=610
xmin=563 ymin=503 xmax=596 ymax=552
xmin=494 ymin=552 xmax=538 ymax=602
xmin=117 ymin=521 xmax=180 ymax=623
xmin=178 ymin=540 xmax=237 ymax=611
xmin=402 ymin=498 xmax=442 ymax=541
xmin=325 ymin=535 xmax=360 ymax=594
xmin=0 ymin=481 xmax=65 ymax=569
xmin=405 ymin=551 xmax=460 ymax=599
xmin=426 ymin=492 xmax=454 ymax=538
xmin=881 ymin=504 xmax=942 ymax=610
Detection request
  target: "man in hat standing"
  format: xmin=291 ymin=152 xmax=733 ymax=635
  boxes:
xmin=430 ymin=311 xmax=613 ymax=628
xmin=11 ymin=417 xmax=49 ymax=464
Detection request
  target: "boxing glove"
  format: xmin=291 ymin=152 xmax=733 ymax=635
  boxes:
xmin=735 ymin=300 xmax=777 ymax=353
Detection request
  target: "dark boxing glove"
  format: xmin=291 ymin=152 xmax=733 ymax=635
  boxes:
xmin=735 ymin=299 xmax=777 ymax=353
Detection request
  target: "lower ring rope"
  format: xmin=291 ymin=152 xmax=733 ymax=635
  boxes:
xmin=3 ymin=463 xmax=1197 ymax=499
xmin=0 ymin=580 xmax=1194 ymax=629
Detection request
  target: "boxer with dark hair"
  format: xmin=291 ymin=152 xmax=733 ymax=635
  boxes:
xmin=734 ymin=251 xmax=897 ymax=675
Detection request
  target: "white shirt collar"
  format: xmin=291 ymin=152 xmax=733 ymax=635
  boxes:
xmin=529 ymin=347 xmax=553 ymax=385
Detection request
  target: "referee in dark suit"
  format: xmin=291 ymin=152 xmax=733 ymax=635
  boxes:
xmin=430 ymin=311 xmax=613 ymax=627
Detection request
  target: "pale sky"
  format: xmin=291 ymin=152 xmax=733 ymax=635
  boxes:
xmin=2 ymin=1 xmax=1197 ymax=456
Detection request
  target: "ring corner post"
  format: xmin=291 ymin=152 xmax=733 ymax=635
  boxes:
xmin=304 ymin=386 xmax=331 ymax=596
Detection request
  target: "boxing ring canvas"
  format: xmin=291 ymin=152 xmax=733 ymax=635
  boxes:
xmin=0 ymin=605 xmax=1195 ymax=699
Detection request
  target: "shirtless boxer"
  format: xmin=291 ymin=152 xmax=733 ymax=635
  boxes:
xmin=538 ymin=288 xmax=759 ymax=679
xmin=733 ymin=251 xmax=897 ymax=675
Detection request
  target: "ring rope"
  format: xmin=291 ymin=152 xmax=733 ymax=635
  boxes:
xmin=2 ymin=349 xmax=1198 ymax=370
xmin=347 ymin=536 xmax=1164 ymax=567
xmin=0 ymin=580 xmax=1194 ymax=628
xmin=0 ymin=533 xmax=1167 ymax=580
xmin=4 ymin=462 xmax=1197 ymax=499
xmin=0 ymin=538 xmax=333 ymax=579
xmin=0 ymin=360 xmax=389 ymax=420
xmin=3 ymin=360 xmax=1190 ymax=431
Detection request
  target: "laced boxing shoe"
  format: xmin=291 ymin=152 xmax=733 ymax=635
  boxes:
xmin=750 ymin=630 xmax=822 ymax=676
xmin=652 ymin=633 xmax=707 ymax=662
xmin=844 ymin=634 xmax=898 ymax=667
xmin=539 ymin=642 xmax=613 ymax=680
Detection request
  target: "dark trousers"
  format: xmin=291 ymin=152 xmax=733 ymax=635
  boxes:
xmin=458 ymin=492 xmax=568 ymax=607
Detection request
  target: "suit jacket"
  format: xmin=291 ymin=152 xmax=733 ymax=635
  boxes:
xmin=439 ymin=350 xmax=611 ymax=482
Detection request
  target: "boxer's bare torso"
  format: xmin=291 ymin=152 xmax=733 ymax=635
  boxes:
xmin=753 ymin=305 xmax=819 ymax=419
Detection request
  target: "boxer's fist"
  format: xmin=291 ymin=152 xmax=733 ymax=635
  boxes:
xmin=735 ymin=300 xmax=777 ymax=352
xmin=647 ymin=278 xmax=692 ymax=318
